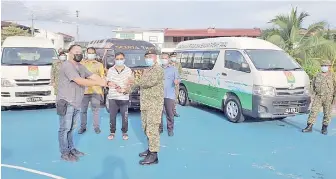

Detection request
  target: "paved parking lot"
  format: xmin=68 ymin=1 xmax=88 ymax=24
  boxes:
xmin=1 ymin=104 xmax=335 ymax=179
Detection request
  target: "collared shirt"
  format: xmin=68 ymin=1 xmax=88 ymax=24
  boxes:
xmin=163 ymin=65 xmax=180 ymax=99
xmin=80 ymin=59 xmax=105 ymax=95
xmin=106 ymin=65 xmax=133 ymax=100
xmin=57 ymin=61 xmax=93 ymax=109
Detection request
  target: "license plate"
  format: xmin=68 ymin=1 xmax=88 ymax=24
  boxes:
xmin=27 ymin=97 xmax=42 ymax=102
xmin=285 ymin=107 xmax=299 ymax=113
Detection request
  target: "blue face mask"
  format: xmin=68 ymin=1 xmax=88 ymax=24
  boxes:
xmin=145 ymin=58 xmax=154 ymax=66
xmin=115 ymin=60 xmax=125 ymax=66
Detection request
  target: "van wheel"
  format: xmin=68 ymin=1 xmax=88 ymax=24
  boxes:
xmin=178 ymin=86 xmax=189 ymax=106
xmin=224 ymin=95 xmax=245 ymax=123
xmin=1 ymin=106 xmax=7 ymax=111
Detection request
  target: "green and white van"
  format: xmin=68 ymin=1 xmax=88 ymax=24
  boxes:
xmin=175 ymin=37 xmax=311 ymax=122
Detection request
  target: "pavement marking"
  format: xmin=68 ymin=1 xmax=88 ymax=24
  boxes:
xmin=1 ymin=164 xmax=66 ymax=179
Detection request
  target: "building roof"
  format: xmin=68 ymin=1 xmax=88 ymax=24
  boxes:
xmin=57 ymin=32 xmax=74 ymax=42
xmin=112 ymin=28 xmax=164 ymax=33
xmin=164 ymin=28 xmax=262 ymax=37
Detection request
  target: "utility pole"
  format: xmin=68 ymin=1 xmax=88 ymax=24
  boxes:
xmin=31 ymin=13 xmax=35 ymax=37
xmin=76 ymin=10 xmax=79 ymax=42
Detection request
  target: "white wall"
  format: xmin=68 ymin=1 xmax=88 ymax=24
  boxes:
xmin=34 ymin=29 xmax=64 ymax=49
xmin=115 ymin=31 xmax=164 ymax=49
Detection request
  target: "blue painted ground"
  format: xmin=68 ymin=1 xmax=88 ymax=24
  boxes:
xmin=1 ymin=104 xmax=336 ymax=179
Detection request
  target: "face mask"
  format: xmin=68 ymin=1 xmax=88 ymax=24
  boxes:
xmin=145 ymin=58 xmax=154 ymax=66
xmin=321 ymin=66 xmax=329 ymax=73
xmin=115 ymin=60 xmax=125 ymax=66
xmin=87 ymin=54 xmax=96 ymax=60
xmin=59 ymin=56 xmax=67 ymax=61
xmin=73 ymin=54 xmax=83 ymax=62
xmin=161 ymin=59 xmax=168 ymax=65
xmin=170 ymin=57 xmax=177 ymax=62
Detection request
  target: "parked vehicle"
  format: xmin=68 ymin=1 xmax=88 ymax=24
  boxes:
xmin=1 ymin=36 xmax=58 ymax=110
xmin=175 ymin=37 xmax=311 ymax=122
xmin=87 ymin=38 xmax=158 ymax=112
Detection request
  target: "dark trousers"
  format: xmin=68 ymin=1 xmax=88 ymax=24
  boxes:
xmin=159 ymin=98 xmax=175 ymax=132
xmin=109 ymin=99 xmax=129 ymax=133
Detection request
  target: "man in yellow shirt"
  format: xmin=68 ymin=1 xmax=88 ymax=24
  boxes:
xmin=78 ymin=47 xmax=105 ymax=134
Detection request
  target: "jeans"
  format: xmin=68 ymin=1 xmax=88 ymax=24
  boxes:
xmin=58 ymin=105 xmax=80 ymax=154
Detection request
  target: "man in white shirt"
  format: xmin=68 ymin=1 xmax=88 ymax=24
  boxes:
xmin=106 ymin=52 xmax=133 ymax=140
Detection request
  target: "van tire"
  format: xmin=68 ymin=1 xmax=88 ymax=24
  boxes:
xmin=224 ymin=95 xmax=245 ymax=123
xmin=178 ymin=86 xmax=189 ymax=106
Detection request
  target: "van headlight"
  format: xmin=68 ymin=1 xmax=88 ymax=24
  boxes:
xmin=1 ymin=78 xmax=16 ymax=87
xmin=253 ymin=85 xmax=275 ymax=96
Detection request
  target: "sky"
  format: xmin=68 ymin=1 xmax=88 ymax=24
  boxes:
xmin=1 ymin=0 xmax=336 ymax=41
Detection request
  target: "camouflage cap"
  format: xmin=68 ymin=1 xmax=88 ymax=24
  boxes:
xmin=321 ymin=60 xmax=332 ymax=66
xmin=144 ymin=50 xmax=157 ymax=56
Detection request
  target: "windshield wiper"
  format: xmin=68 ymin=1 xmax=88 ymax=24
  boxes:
xmin=286 ymin=67 xmax=302 ymax=71
xmin=260 ymin=67 xmax=285 ymax=71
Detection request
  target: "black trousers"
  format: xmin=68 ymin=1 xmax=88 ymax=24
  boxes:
xmin=109 ymin=99 xmax=129 ymax=133
xmin=160 ymin=98 xmax=175 ymax=132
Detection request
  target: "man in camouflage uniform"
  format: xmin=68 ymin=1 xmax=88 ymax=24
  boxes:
xmin=51 ymin=52 xmax=67 ymax=95
xmin=169 ymin=52 xmax=182 ymax=117
xmin=302 ymin=60 xmax=335 ymax=135
xmin=133 ymin=50 xmax=164 ymax=165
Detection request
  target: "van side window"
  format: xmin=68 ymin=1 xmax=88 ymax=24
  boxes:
xmin=176 ymin=52 xmax=182 ymax=62
xmin=225 ymin=50 xmax=247 ymax=72
xmin=192 ymin=52 xmax=203 ymax=69
xmin=180 ymin=52 xmax=189 ymax=68
xmin=186 ymin=52 xmax=194 ymax=68
xmin=202 ymin=51 xmax=219 ymax=70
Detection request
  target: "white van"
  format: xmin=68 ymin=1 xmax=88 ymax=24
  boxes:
xmin=175 ymin=37 xmax=311 ymax=122
xmin=1 ymin=36 xmax=58 ymax=109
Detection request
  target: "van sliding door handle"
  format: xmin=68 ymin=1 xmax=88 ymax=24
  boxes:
xmin=221 ymin=72 xmax=227 ymax=76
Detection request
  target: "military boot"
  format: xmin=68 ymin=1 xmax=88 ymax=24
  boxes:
xmin=321 ymin=125 xmax=328 ymax=135
xmin=302 ymin=123 xmax=313 ymax=133
xmin=139 ymin=151 xmax=159 ymax=165
xmin=139 ymin=149 xmax=149 ymax=157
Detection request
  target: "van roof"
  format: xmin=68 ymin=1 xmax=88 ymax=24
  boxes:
xmin=175 ymin=37 xmax=282 ymax=51
xmin=2 ymin=36 xmax=55 ymax=48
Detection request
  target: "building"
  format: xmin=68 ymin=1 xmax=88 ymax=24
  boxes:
xmin=1 ymin=21 xmax=75 ymax=49
xmin=113 ymin=27 xmax=262 ymax=53
xmin=112 ymin=28 xmax=165 ymax=50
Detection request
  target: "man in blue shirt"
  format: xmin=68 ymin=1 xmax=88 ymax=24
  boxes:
xmin=159 ymin=53 xmax=180 ymax=136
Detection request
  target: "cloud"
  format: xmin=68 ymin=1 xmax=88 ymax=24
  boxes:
xmin=2 ymin=1 xmax=335 ymax=41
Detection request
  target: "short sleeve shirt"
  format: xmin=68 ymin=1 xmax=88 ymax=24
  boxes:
xmin=57 ymin=61 xmax=93 ymax=109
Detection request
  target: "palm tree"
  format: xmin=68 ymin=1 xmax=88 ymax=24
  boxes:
xmin=262 ymin=7 xmax=336 ymax=76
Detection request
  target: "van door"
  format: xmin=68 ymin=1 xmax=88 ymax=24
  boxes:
xmin=194 ymin=51 xmax=221 ymax=108
xmin=221 ymin=50 xmax=253 ymax=111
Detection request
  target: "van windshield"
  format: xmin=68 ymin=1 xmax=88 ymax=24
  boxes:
xmin=244 ymin=49 xmax=302 ymax=71
xmin=1 ymin=47 xmax=57 ymax=66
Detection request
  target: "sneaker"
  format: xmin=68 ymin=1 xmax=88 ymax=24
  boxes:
xmin=61 ymin=153 xmax=78 ymax=162
xmin=94 ymin=128 xmax=101 ymax=134
xmin=107 ymin=133 xmax=115 ymax=140
xmin=78 ymin=128 xmax=86 ymax=134
xmin=71 ymin=149 xmax=85 ymax=157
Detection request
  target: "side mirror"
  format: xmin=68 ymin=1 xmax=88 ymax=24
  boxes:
xmin=241 ymin=62 xmax=251 ymax=73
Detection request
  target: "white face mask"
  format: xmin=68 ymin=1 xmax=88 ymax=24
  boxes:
xmin=87 ymin=54 xmax=96 ymax=60
xmin=321 ymin=66 xmax=329 ymax=73
xmin=59 ymin=56 xmax=67 ymax=61
xmin=161 ymin=59 xmax=169 ymax=65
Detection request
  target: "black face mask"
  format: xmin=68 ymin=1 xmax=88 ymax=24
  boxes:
xmin=73 ymin=54 xmax=83 ymax=62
